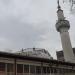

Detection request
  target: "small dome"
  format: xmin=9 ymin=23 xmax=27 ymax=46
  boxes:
xmin=16 ymin=48 xmax=53 ymax=59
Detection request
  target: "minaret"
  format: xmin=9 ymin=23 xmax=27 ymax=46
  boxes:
xmin=56 ymin=0 xmax=75 ymax=63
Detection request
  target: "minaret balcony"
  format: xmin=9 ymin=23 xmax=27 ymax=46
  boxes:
xmin=56 ymin=20 xmax=70 ymax=32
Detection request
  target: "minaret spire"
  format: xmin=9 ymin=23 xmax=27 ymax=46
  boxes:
xmin=57 ymin=0 xmax=65 ymax=21
xmin=57 ymin=0 xmax=61 ymax=9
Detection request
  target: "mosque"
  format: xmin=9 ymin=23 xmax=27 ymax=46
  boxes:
xmin=0 ymin=0 xmax=75 ymax=75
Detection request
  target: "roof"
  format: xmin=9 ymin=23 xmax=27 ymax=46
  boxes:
xmin=0 ymin=51 xmax=75 ymax=66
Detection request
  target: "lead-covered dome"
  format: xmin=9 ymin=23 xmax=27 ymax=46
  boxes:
xmin=16 ymin=48 xmax=53 ymax=59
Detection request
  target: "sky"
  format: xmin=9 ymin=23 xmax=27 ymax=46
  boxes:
xmin=0 ymin=0 xmax=75 ymax=59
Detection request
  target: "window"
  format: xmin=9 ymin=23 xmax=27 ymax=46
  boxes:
xmin=42 ymin=67 xmax=46 ymax=73
xmin=7 ymin=63 xmax=14 ymax=72
xmin=17 ymin=64 xmax=23 ymax=73
xmin=30 ymin=65 xmax=35 ymax=73
xmin=36 ymin=66 xmax=41 ymax=74
xmin=50 ymin=68 xmax=54 ymax=73
xmin=47 ymin=67 xmax=50 ymax=73
xmin=24 ymin=65 xmax=29 ymax=73
xmin=54 ymin=68 xmax=57 ymax=73
xmin=0 ymin=62 xmax=5 ymax=72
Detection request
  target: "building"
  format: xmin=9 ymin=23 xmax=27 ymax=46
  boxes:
xmin=0 ymin=0 xmax=75 ymax=75
xmin=56 ymin=48 xmax=75 ymax=61
xmin=0 ymin=50 xmax=75 ymax=75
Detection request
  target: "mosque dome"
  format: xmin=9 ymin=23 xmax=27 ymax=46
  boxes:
xmin=16 ymin=48 xmax=53 ymax=59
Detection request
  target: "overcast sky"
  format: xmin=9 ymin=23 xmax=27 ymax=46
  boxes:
xmin=0 ymin=0 xmax=75 ymax=59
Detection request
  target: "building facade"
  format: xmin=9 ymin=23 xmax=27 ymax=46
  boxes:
xmin=0 ymin=51 xmax=75 ymax=75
